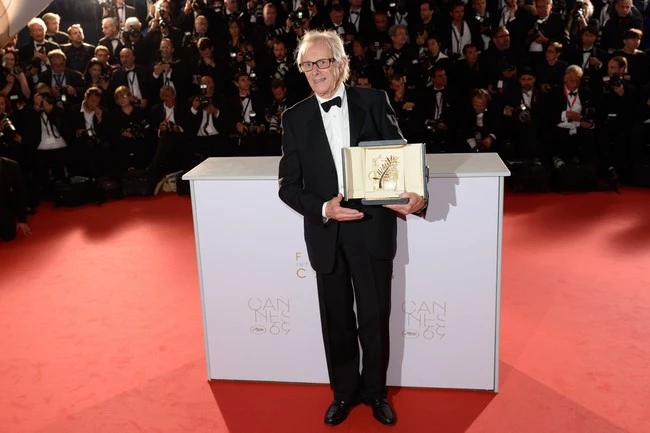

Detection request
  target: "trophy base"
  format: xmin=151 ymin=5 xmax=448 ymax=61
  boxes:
xmin=361 ymin=197 xmax=409 ymax=206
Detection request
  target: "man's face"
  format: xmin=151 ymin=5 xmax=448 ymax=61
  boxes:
xmin=69 ymin=27 xmax=84 ymax=44
xmin=623 ymin=36 xmax=640 ymax=50
xmin=120 ymin=49 xmax=135 ymax=67
xmin=225 ymin=0 xmax=238 ymax=12
xmin=160 ymin=40 xmax=174 ymax=58
xmin=615 ymin=0 xmax=632 ymax=17
xmin=29 ymin=23 xmax=45 ymax=42
xmin=473 ymin=0 xmax=486 ymax=14
xmin=392 ymin=27 xmax=407 ymax=46
xmin=433 ymin=70 xmax=447 ymax=88
xmin=272 ymin=86 xmax=286 ymax=100
xmin=263 ymin=7 xmax=277 ymax=25
xmin=493 ymin=30 xmax=510 ymax=50
xmin=519 ymin=74 xmax=535 ymax=91
xmin=237 ymin=75 xmax=251 ymax=92
xmin=427 ymin=38 xmax=440 ymax=54
xmin=451 ymin=6 xmax=464 ymax=21
xmin=607 ymin=60 xmax=623 ymax=77
xmin=330 ymin=10 xmax=343 ymax=24
xmin=350 ymin=0 xmax=363 ymax=8
xmin=2 ymin=53 xmax=15 ymax=68
xmin=465 ymin=46 xmax=478 ymax=62
xmin=389 ymin=78 xmax=404 ymax=92
xmin=102 ymin=21 xmax=117 ymax=38
xmin=85 ymin=94 xmax=101 ymax=111
xmin=50 ymin=55 xmax=66 ymax=73
xmin=301 ymin=41 xmax=344 ymax=100
xmin=472 ymin=96 xmax=487 ymax=113
xmin=420 ymin=3 xmax=433 ymax=21
xmin=200 ymin=77 xmax=215 ymax=95
xmin=95 ymin=50 xmax=109 ymax=64
xmin=374 ymin=14 xmax=388 ymax=31
xmin=195 ymin=17 xmax=209 ymax=34
xmin=158 ymin=2 xmax=171 ymax=19
xmin=545 ymin=46 xmax=559 ymax=62
xmin=535 ymin=0 xmax=551 ymax=18
xmin=161 ymin=89 xmax=175 ymax=105
xmin=273 ymin=43 xmax=287 ymax=60
xmin=581 ymin=31 xmax=597 ymax=47
xmin=564 ymin=72 xmax=580 ymax=91
xmin=356 ymin=77 xmax=371 ymax=88
xmin=45 ymin=19 xmax=59 ymax=34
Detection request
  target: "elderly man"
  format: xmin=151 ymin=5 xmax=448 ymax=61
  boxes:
xmin=278 ymin=29 xmax=427 ymax=427
xmin=18 ymin=18 xmax=60 ymax=71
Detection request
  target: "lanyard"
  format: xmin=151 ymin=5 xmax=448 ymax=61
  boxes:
xmin=349 ymin=11 xmax=360 ymax=29
xmin=433 ymin=90 xmax=444 ymax=120
xmin=564 ymin=87 xmax=578 ymax=110
xmin=53 ymin=73 xmax=65 ymax=88
xmin=164 ymin=107 xmax=174 ymax=123
xmin=521 ymin=91 xmax=532 ymax=109
xmin=41 ymin=112 xmax=59 ymax=138
xmin=452 ymin=23 xmax=465 ymax=54
xmin=202 ymin=110 xmax=212 ymax=134
xmin=241 ymin=97 xmax=251 ymax=119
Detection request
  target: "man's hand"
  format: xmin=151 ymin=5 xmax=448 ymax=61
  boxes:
xmin=580 ymin=120 xmax=593 ymax=129
xmin=481 ymin=136 xmax=494 ymax=150
xmin=326 ymin=193 xmax=364 ymax=221
xmin=17 ymin=222 xmax=32 ymax=237
xmin=402 ymin=102 xmax=415 ymax=111
xmin=384 ymin=192 xmax=427 ymax=216
xmin=66 ymin=85 xmax=76 ymax=96
xmin=566 ymin=110 xmax=582 ymax=122
xmin=612 ymin=85 xmax=624 ymax=96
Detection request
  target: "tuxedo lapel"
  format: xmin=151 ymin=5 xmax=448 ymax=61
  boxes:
xmin=306 ymin=96 xmax=336 ymax=172
xmin=346 ymin=86 xmax=365 ymax=148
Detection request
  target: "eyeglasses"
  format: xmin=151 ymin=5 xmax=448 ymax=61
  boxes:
xmin=298 ymin=57 xmax=336 ymax=72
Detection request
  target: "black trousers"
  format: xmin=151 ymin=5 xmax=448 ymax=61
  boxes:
xmin=0 ymin=209 xmax=16 ymax=241
xmin=315 ymin=222 xmax=393 ymax=402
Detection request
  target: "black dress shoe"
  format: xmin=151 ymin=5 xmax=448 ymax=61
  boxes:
xmin=366 ymin=397 xmax=397 ymax=426
xmin=324 ymin=400 xmax=357 ymax=426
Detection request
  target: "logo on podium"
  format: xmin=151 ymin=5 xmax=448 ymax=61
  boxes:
xmin=401 ymin=300 xmax=447 ymax=340
xmin=248 ymin=297 xmax=291 ymax=335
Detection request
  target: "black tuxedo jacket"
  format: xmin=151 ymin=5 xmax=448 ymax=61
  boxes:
xmin=38 ymin=68 xmax=85 ymax=106
xmin=18 ymin=40 xmax=60 ymax=66
xmin=458 ymin=108 xmax=501 ymax=145
xmin=185 ymin=96 xmax=232 ymax=137
xmin=98 ymin=36 xmax=126 ymax=65
xmin=45 ymin=31 xmax=70 ymax=45
xmin=545 ymin=86 xmax=595 ymax=126
xmin=346 ymin=9 xmax=374 ymax=42
xmin=278 ymin=86 xmax=404 ymax=273
xmin=228 ymin=93 xmax=268 ymax=130
xmin=66 ymin=103 xmax=110 ymax=139
xmin=151 ymin=102 xmax=188 ymax=132
xmin=60 ymin=43 xmax=96 ymax=73
xmin=110 ymin=66 xmax=153 ymax=103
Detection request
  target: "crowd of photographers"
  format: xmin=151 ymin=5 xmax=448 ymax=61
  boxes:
xmin=1 ymin=0 xmax=650 ymax=240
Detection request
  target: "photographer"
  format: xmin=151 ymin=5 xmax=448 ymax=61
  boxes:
xmin=121 ymin=18 xmax=148 ymax=67
xmin=0 ymin=156 xmax=31 ymax=242
xmin=98 ymin=18 xmax=126 ymax=66
xmin=442 ymin=2 xmax=484 ymax=61
xmin=367 ymin=11 xmax=392 ymax=63
xmin=324 ymin=5 xmax=357 ymax=48
xmin=502 ymin=68 xmax=546 ymax=161
xmin=18 ymin=18 xmax=60 ymax=74
xmin=192 ymin=37 xmax=229 ymax=97
xmin=152 ymin=38 xmax=189 ymax=104
xmin=596 ymin=56 xmax=636 ymax=188
xmin=479 ymin=26 xmax=527 ymax=101
xmin=523 ymin=0 xmax=565 ymax=66
xmin=180 ymin=15 xmax=211 ymax=63
xmin=110 ymin=48 xmax=151 ymax=111
xmin=250 ymin=3 xmax=287 ymax=56
xmin=42 ymin=13 xmax=70 ymax=46
xmin=450 ymin=44 xmax=488 ymax=98
xmin=381 ymin=24 xmax=417 ymax=83
xmin=0 ymin=94 xmax=22 ymax=164
xmin=421 ymin=67 xmax=461 ymax=153
xmin=546 ymin=65 xmax=598 ymax=178
xmin=600 ymin=0 xmax=643 ymax=52
xmin=38 ymin=50 xmax=85 ymax=108
xmin=60 ymin=24 xmax=96 ymax=74
xmin=613 ymin=28 xmax=649 ymax=87
xmin=187 ymin=75 xmax=233 ymax=160
xmin=388 ymin=73 xmax=424 ymax=146
xmin=144 ymin=1 xmax=183 ymax=54
xmin=564 ymin=0 xmax=596 ymax=51
xmin=415 ymin=36 xmax=450 ymax=90
xmin=100 ymin=0 xmax=137 ymax=27
xmin=469 ymin=0 xmax=493 ymax=49
xmin=228 ymin=42 xmax=267 ymax=96
xmin=178 ymin=0 xmax=223 ymax=43
xmin=456 ymin=88 xmax=501 ymax=153
xmin=229 ymin=71 xmax=267 ymax=156
xmin=1 ymin=51 xmax=31 ymax=103
xmin=567 ymin=26 xmax=607 ymax=92
xmin=149 ymin=86 xmax=186 ymax=178
xmin=537 ymin=42 xmax=569 ymax=93
xmin=68 ymin=87 xmax=112 ymax=180
xmin=263 ymin=79 xmax=289 ymax=156
xmin=110 ymin=85 xmax=152 ymax=173
xmin=83 ymin=58 xmax=112 ymax=94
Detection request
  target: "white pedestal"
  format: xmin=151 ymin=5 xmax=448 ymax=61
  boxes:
xmin=184 ymin=153 xmax=509 ymax=391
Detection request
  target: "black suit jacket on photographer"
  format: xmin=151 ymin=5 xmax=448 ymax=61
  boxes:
xmin=186 ymin=96 xmax=232 ymax=137
xmin=143 ymin=27 xmax=184 ymax=59
xmin=67 ymin=103 xmax=110 ymax=141
xmin=596 ymin=81 xmax=636 ymax=127
xmin=38 ymin=68 xmax=85 ymax=106
xmin=457 ymin=107 xmax=501 ymax=151
xmin=478 ymin=45 xmax=528 ymax=89
xmin=19 ymin=105 xmax=71 ymax=151
xmin=545 ymin=85 xmax=595 ymax=127
xmin=18 ymin=40 xmax=60 ymax=68
xmin=522 ymin=13 xmax=565 ymax=50
xmin=152 ymin=61 xmax=189 ymax=105
xmin=110 ymin=65 xmax=153 ymax=105
xmin=60 ymin=43 xmax=96 ymax=73
xmin=151 ymin=102 xmax=188 ymax=134
xmin=439 ymin=20 xmax=485 ymax=56
xmin=347 ymin=9 xmax=374 ymax=43
xmin=228 ymin=92 xmax=268 ymax=133
xmin=421 ymin=86 xmax=461 ymax=130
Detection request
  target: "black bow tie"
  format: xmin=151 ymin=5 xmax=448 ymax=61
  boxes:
xmin=350 ymin=10 xmax=360 ymax=15
xmin=321 ymin=96 xmax=341 ymax=112
xmin=582 ymin=49 xmax=592 ymax=54
xmin=36 ymin=43 xmax=45 ymax=48
xmin=434 ymin=88 xmax=444 ymax=94
xmin=240 ymin=95 xmax=249 ymax=100
xmin=569 ymin=91 xmax=577 ymax=97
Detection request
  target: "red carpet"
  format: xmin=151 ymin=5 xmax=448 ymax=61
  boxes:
xmin=1 ymin=189 xmax=649 ymax=433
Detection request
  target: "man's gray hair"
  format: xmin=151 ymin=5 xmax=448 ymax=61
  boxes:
xmin=295 ymin=30 xmax=350 ymax=83
xmin=565 ymin=64 xmax=584 ymax=78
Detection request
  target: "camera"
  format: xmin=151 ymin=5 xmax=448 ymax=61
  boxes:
xmin=289 ymin=11 xmax=304 ymax=29
xmin=182 ymin=32 xmax=199 ymax=48
xmin=582 ymin=107 xmax=595 ymax=123
xmin=603 ymin=74 xmax=623 ymax=93
xmin=245 ymin=111 xmax=260 ymax=134
xmin=0 ymin=112 xmax=17 ymax=139
xmin=502 ymin=62 xmax=516 ymax=73
xmin=572 ymin=1 xmax=584 ymax=21
xmin=198 ymin=84 xmax=211 ymax=109
xmin=123 ymin=27 xmax=140 ymax=39
xmin=384 ymin=50 xmax=400 ymax=66
xmin=273 ymin=63 xmax=289 ymax=80
xmin=191 ymin=0 xmax=209 ymax=11
xmin=514 ymin=104 xmax=532 ymax=123
xmin=161 ymin=120 xmax=175 ymax=131
xmin=242 ymin=51 xmax=254 ymax=62
xmin=123 ymin=119 xmax=150 ymax=139
xmin=159 ymin=19 xmax=170 ymax=30
xmin=132 ymin=97 xmax=142 ymax=107
xmin=97 ymin=0 xmax=116 ymax=8
xmin=424 ymin=118 xmax=440 ymax=131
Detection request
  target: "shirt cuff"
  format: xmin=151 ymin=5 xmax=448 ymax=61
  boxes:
xmin=321 ymin=202 xmax=329 ymax=223
xmin=561 ymin=111 xmax=568 ymax=122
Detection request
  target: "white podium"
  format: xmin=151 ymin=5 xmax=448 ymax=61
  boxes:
xmin=184 ymin=153 xmax=509 ymax=391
